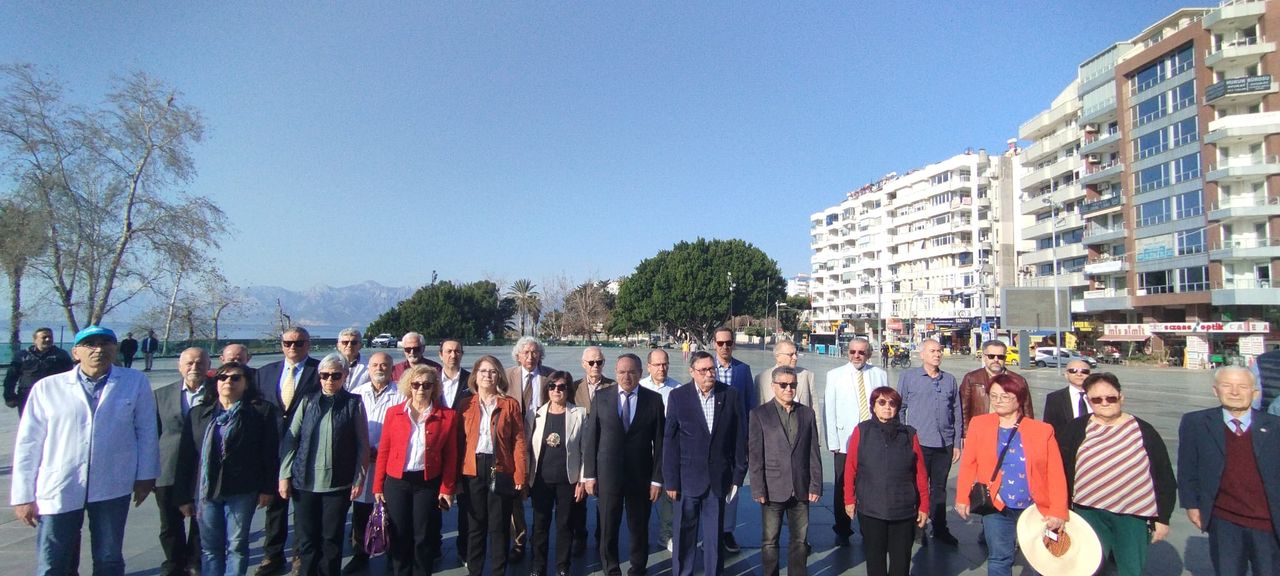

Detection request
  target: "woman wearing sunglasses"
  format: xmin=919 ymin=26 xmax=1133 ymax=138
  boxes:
xmin=176 ymin=362 xmax=280 ymax=576
xmin=955 ymin=373 xmax=1068 ymax=576
xmin=842 ymin=386 xmax=928 ymax=576
xmin=1057 ymin=372 xmax=1176 ymax=576
xmin=374 ymin=364 xmax=458 ymax=575
xmin=279 ymin=353 xmax=370 ymax=576
xmin=527 ymin=370 xmax=586 ymax=576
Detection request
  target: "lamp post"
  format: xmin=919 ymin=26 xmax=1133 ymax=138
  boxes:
xmin=1043 ymin=197 xmax=1064 ymax=375
xmin=726 ymin=271 xmax=736 ymax=327
xmin=776 ymin=301 xmax=788 ymax=334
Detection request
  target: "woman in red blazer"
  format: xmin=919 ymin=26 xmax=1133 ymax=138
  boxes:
xmin=374 ymin=364 xmax=459 ymax=576
xmin=954 ymin=373 xmax=1068 ymax=576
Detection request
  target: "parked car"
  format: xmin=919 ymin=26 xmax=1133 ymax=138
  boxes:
xmin=1033 ymin=347 xmax=1098 ymax=368
xmin=1005 ymin=347 xmax=1021 ymax=365
xmin=370 ymin=333 xmax=397 ymax=348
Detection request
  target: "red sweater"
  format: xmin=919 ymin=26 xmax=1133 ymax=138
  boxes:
xmin=373 ymin=402 xmax=459 ymax=496
xmin=1214 ymin=428 xmax=1272 ymax=532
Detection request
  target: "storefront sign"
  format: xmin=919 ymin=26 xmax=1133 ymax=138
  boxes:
xmin=1135 ymin=235 xmax=1174 ymax=262
xmin=1103 ymin=323 xmax=1151 ymax=338
xmin=1073 ymin=321 xmax=1095 ymax=331
xmin=1148 ymin=321 xmax=1271 ymax=333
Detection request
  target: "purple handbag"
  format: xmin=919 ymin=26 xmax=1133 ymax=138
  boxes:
xmin=364 ymin=501 xmax=388 ymax=557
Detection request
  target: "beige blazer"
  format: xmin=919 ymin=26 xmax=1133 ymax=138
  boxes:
xmin=527 ymin=402 xmax=587 ymax=483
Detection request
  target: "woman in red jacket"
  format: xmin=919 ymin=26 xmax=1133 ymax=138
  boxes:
xmin=373 ymin=364 xmax=458 ymax=576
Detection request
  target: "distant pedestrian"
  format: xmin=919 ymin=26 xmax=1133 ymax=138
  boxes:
xmin=119 ymin=332 xmax=139 ymax=368
xmin=3 ymin=326 xmax=73 ymax=414
xmin=142 ymin=330 xmax=160 ymax=371
xmin=881 ymin=344 xmax=889 ymax=369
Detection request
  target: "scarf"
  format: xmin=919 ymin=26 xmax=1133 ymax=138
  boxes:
xmin=197 ymin=400 xmax=244 ymax=508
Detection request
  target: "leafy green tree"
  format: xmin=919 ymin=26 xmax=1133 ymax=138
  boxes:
xmin=506 ymin=278 xmax=541 ymax=336
xmin=781 ymin=294 xmax=811 ymax=333
xmin=612 ymin=238 xmax=785 ymax=345
xmin=367 ymin=280 xmax=514 ymax=343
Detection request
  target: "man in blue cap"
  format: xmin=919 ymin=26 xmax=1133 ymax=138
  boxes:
xmin=9 ymin=325 xmax=160 ymax=575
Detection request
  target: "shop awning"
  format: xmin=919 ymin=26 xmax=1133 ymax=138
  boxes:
xmin=1097 ymin=334 xmax=1151 ymax=342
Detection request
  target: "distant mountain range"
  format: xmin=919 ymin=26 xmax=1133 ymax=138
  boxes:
xmin=239 ymin=281 xmax=418 ymax=327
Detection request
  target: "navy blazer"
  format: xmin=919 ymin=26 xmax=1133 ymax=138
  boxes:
xmin=582 ymin=385 xmax=665 ymax=493
xmin=257 ymin=357 xmax=321 ymax=425
xmin=716 ymin=358 xmax=755 ymax=417
xmin=663 ymin=382 xmax=747 ymax=498
xmin=1177 ymin=407 xmax=1280 ymax=534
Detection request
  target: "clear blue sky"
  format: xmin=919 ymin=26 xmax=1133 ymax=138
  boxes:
xmin=1 ymin=1 xmax=1193 ymax=291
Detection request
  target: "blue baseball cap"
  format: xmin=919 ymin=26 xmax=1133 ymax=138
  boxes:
xmin=74 ymin=325 xmax=118 ymax=346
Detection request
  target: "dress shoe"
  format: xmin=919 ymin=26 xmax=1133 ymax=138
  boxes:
xmin=341 ymin=555 xmax=369 ymax=575
xmin=721 ymin=532 xmax=740 ymax=554
xmin=255 ymin=558 xmax=289 ymax=576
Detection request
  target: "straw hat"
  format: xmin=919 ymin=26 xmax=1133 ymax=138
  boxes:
xmin=1016 ymin=507 xmax=1103 ymax=576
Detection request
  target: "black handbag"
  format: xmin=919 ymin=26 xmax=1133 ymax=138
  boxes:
xmin=490 ymin=466 xmax=516 ymax=497
xmin=968 ymin=416 xmax=1022 ymax=516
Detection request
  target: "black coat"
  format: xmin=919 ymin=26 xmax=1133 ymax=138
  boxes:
xmin=582 ymin=385 xmax=665 ymax=493
xmin=257 ymin=357 xmax=320 ymax=425
xmin=175 ymin=395 xmax=280 ymax=503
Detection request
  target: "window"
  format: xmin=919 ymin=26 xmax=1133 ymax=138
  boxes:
xmin=1178 ymin=266 xmax=1208 ymax=292
xmin=1134 ymin=62 xmax=1164 ymax=93
xmin=1139 ymin=270 xmax=1172 ymax=294
xmin=1176 ymin=229 xmax=1205 ymax=255
xmin=1137 ymin=198 xmax=1171 ymax=227
xmin=1062 ymin=256 xmax=1088 ymax=272
xmin=1134 ymin=94 xmax=1166 ymax=125
xmin=1174 ymin=189 xmax=1203 ymax=218
xmin=1136 ymin=130 xmax=1166 ymax=159
xmin=1174 ymin=153 xmax=1200 ymax=183
xmin=1135 ymin=164 xmax=1169 ymax=193
xmin=930 ymin=172 xmax=951 ymax=186
xmin=1038 ymin=237 xmax=1054 ymax=250
xmin=1172 ymin=81 xmax=1195 ymax=111
xmin=1172 ymin=117 xmax=1198 ymax=147
xmin=1171 ymin=45 xmax=1194 ymax=75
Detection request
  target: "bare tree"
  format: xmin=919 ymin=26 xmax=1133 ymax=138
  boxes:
xmin=0 ymin=193 xmax=48 ymax=355
xmin=0 ymin=64 xmax=225 ymax=332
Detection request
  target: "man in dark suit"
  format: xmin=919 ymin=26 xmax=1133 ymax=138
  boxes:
xmin=255 ymin=327 xmax=321 ymax=576
xmin=710 ymin=327 xmax=752 ymax=552
xmin=583 ymin=354 xmax=664 ymax=576
xmin=567 ymin=346 xmax=611 ymax=556
xmin=664 ymin=350 xmax=747 ymax=576
xmin=119 ymin=332 xmax=139 ymax=368
xmin=154 ymin=347 xmax=210 ymax=576
xmin=141 ymin=329 xmax=160 ymax=371
xmin=748 ymin=366 xmax=821 ymax=576
xmin=1041 ymin=359 xmax=1094 ymax=434
xmin=437 ymin=338 xmax=473 ymax=559
xmin=1179 ymin=366 xmax=1280 ymax=574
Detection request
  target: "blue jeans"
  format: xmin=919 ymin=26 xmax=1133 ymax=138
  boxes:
xmin=198 ymin=493 xmax=258 ymax=576
xmin=36 ymin=495 xmax=131 ymax=576
xmin=981 ymin=506 xmax=1026 ymax=576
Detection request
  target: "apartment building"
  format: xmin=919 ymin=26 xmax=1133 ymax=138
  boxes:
xmin=809 ymin=150 xmax=1019 ymax=351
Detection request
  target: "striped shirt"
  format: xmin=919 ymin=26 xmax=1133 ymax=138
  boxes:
xmin=698 ymin=386 xmax=716 ymax=432
xmin=1073 ymin=417 xmax=1158 ymax=517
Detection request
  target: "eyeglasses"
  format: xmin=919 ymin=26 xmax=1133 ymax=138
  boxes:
xmin=217 ymin=374 xmax=244 ymax=382
xmin=849 ymin=349 xmax=869 ymax=356
xmin=1067 ymin=368 xmax=1092 ymax=375
xmin=585 ymin=360 xmax=604 ymax=367
xmin=989 ymin=393 xmax=1016 ymax=402
xmin=403 ymin=346 xmax=423 ymax=354
xmin=1088 ymin=395 xmax=1120 ymax=405
xmin=774 ymin=381 xmax=797 ymax=389
xmin=693 ymin=366 xmax=716 ymax=374
xmin=984 ymin=354 xmax=1007 ymax=360
xmin=874 ymin=399 xmax=898 ymax=407
xmin=410 ymin=381 xmax=432 ymax=390
xmin=548 ymin=383 xmax=569 ymax=391
xmin=282 ymin=340 xmax=307 ymax=348
xmin=715 ymin=341 xmax=734 ymax=347
xmin=319 ymin=372 xmax=344 ymax=381
xmin=477 ymin=368 xmax=500 ymax=375
xmin=338 ymin=340 xmax=359 ymax=346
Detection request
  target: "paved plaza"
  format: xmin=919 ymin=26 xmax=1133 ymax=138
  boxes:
xmin=0 ymin=343 xmax=1227 ymax=574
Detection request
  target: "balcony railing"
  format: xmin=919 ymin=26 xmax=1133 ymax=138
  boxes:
xmin=1214 ymin=278 xmax=1272 ymax=289
xmin=1209 ymin=195 xmax=1280 ymax=211
xmin=1210 ymin=236 xmax=1280 ymax=250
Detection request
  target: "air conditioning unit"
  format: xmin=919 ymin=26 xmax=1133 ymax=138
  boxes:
xmin=1084 ymin=123 xmax=1100 ymax=133
xmin=1086 ymin=154 xmax=1101 ymax=163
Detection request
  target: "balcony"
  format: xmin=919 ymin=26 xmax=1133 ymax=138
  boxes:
xmin=1209 ymin=195 xmax=1280 ymax=221
xmin=1024 ymin=211 xmax=1084 ymax=240
xmin=1209 ymin=236 xmax=1280 ymax=259
xmin=1018 ymin=271 xmax=1088 ymax=288
xmin=1083 ymin=256 xmax=1129 ymax=275
xmin=1079 ymin=131 xmax=1120 ymax=157
xmin=1084 ymin=222 xmax=1126 ymax=243
xmin=1021 ymin=155 xmax=1081 ymax=190
xmin=1079 ymin=160 xmax=1124 ymax=186
xmin=1082 ymin=289 xmax=1133 ymax=311
xmin=1205 ymin=111 xmax=1280 ymax=145
xmin=1023 ymin=126 xmax=1082 ymax=163
xmin=1205 ymin=75 xmax=1277 ymax=106
xmin=1206 ymin=156 xmax=1280 ymax=182
xmin=1212 ymin=279 xmax=1280 ymax=306
xmin=1206 ymin=37 xmax=1275 ymax=69
xmin=1203 ymin=0 xmax=1267 ymax=31
xmin=1019 ymin=98 xmax=1082 ymax=142
xmin=1081 ymin=194 xmax=1124 ymax=216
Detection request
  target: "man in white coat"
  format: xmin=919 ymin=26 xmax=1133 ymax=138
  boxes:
xmin=823 ymin=337 xmax=887 ymax=544
xmin=11 ymin=325 xmax=160 ymax=575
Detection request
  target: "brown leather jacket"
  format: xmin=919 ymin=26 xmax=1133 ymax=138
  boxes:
xmin=959 ymin=368 xmax=1034 ymax=438
xmin=459 ymin=394 xmax=528 ymax=487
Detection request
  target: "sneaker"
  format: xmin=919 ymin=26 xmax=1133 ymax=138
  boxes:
xmin=722 ymin=532 xmax=740 ymax=554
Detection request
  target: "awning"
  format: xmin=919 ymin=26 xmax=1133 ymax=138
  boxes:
xmin=1097 ymin=334 xmax=1151 ymax=342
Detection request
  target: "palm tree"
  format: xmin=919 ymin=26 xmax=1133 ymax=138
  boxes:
xmin=506 ymin=279 xmax=542 ymax=336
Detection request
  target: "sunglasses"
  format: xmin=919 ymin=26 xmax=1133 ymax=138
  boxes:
xmin=1067 ymin=368 xmax=1092 ymax=375
xmin=775 ymin=381 xmax=797 ymax=389
xmin=1089 ymin=395 xmax=1119 ymax=405
xmin=282 ymin=340 xmax=307 ymax=348
xmin=849 ymin=349 xmax=869 ymax=356
xmin=715 ymin=341 xmax=734 ymax=347
xmin=410 ymin=381 xmax=433 ymax=390
xmin=585 ymin=360 xmax=604 ymax=367
xmin=403 ymin=346 xmax=423 ymax=353
xmin=875 ymin=399 xmax=898 ymax=407
xmin=217 ymin=374 xmax=244 ymax=382
xmin=338 ymin=340 xmax=359 ymax=346
xmin=547 ymin=383 xmax=570 ymax=391
xmin=985 ymin=354 xmax=1007 ymax=360
xmin=319 ymin=372 xmax=344 ymax=381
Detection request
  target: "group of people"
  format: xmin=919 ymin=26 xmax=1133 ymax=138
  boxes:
xmin=7 ymin=324 xmax=1280 ymax=576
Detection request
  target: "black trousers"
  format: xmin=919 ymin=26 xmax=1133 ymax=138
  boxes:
xmin=263 ymin=492 xmax=290 ymax=562
xmin=760 ymin=498 xmax=808 ymax=576
xmin=832 ymin=452 xmax=854 ymax=536
xmin=920 ymin=445 xmax=953 ymax=532
xmin=155 ymin=485 xmax=200 ymax=576
xmin=466 ymin=454 xmax=514 ymax=576
xmin=384 ymin=472 xmax=444 ymax=576
xmin=293 ymin=489 xmax=351 ymax=576
xmin=598 ymin=485 xmax=652 ymax=576
xmin=350 ymin=501 xmax=373 ymax=562
xmin=858 ymin=513 xmax=915 ymax=576
xmin=530 ymin=478 xmax=575 ymax=574
xmin=455 ymin=491 xmax=470 ymax=555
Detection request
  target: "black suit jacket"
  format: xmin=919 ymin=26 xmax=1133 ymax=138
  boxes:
xmin=1178 ymin=407 xmax=1280 ymax=534
xmin=583 ymin=385 xmax=665 ymax=493
xmin=747 ymin=401 xmax=823 ymax=503
xmin=444 ymin=368 xmax=472 ymax=410
xmin=155 ymin=381 xmax=200 ymax=487
xmin=257 ymin=357 xmax=320 ymax=425
xmin=1042 ymin=387 xmax=1089 ymax=433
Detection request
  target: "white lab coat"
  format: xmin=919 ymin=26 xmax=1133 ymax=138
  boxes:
xmin=10 ymin=367 xmax=160 ymax=514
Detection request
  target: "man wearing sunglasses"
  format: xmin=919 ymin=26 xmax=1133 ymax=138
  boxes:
xmin=569 ymin=346 xmax=613 ymax=557
xmin=154 ymin=347 xmax=211 ymax=576
xmin=710 ymin=326 xmax=753 ymax=553
xmin=336 ymin=327 xmax=369 ymax=390
xmin=1041 ymin=359 xmax=1094 ymax=434
xmin=256 ymin=327 xmax=321 ymax=576
xmin=959 ymin=340 xmax=1035 ymax=438
xmin=392 ymin=331 xmax=441 ymax=382
xmin=825 ymin=337 xmax=887 ymax=544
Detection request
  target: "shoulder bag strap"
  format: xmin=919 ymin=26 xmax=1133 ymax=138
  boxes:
xmin=988 ymin=415 xmax=1024 ymax=482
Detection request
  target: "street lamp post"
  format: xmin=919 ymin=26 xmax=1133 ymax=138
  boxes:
xmin=726 ymin=271 xmax=736 ymax=327
xmin=1044 ymin=197 xmax=1064 ymax=375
